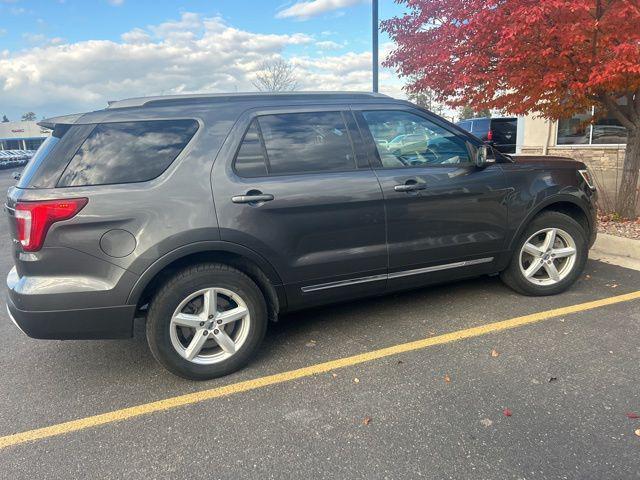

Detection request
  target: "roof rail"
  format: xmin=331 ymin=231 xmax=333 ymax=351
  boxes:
xmin=107 ymin=91 xmax=392 ymax=109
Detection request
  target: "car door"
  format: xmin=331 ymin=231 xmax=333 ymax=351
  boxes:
xmin=353 ymin=106 xmax=510 ymax=290
xmin=212 ymin=106 xmax=387 ymax=309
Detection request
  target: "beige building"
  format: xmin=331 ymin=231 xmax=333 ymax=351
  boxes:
xmin=517 ymin=110 xmax=627 ymax=172
xmin=0 ymin=121 xmax=51 ymax=151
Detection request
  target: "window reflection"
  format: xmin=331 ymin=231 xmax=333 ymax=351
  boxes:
xmin=362 ymin=110 xmax=471 ymax=168
xmin=58 ymin=120 xmax=198 ymax=187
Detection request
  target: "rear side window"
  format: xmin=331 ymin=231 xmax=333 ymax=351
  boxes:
xmin=234 ymin=112 xmax=357 ymax=177
xmin=17 ymin=124 xmax=95 ymax=189
xmin=234 ymin=120 xmax=268 ymax=177
xmin=57 ymin=119 xmax=198 ymax=187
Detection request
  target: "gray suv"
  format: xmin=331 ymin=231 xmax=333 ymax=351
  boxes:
xmin=5 ymin=92 xmax=597 ymax=380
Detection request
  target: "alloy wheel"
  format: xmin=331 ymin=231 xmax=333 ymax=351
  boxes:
xmin=518 ymin=228 xmax=577 ymax=286
xmin=169 ymin=287 xmax=251 ymax=365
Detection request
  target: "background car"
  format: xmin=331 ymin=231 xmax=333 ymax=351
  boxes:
xmin=456 ymin=117 xmax=517 ymax=153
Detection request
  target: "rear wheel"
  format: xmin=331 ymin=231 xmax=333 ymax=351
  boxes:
xmin=500 ymin=211 xmax=588 ymax=296
xmin=146 ymin=263 xmax=267 ymax=380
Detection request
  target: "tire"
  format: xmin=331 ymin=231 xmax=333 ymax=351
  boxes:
xmin=146 ymin=263 xmax=267 ymax=380
xmin=500 ymin=211 xmax=588 ymax=296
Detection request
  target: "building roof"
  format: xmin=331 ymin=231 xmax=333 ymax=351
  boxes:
xmin=106 ymin=91 xmax=391 ymax=109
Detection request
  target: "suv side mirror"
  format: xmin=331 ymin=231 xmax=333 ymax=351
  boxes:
xmin=473 ymin=144 xmax=493 ymax=168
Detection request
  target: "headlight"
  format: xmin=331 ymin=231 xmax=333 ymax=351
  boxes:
xmin=578 ymin=169 xmax=596 ymax=190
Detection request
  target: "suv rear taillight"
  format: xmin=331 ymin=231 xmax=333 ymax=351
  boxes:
xmin=487 ymin=129 xmax=493 ymax=141
xmin=14 ymin=198 xmax=88 ymax=252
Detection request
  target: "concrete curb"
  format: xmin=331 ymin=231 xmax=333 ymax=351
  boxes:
xmin=592 ymin=233 xmax=640 ymax=260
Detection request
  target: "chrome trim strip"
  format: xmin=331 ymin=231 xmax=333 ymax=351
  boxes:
xmin=301 ymin=257 xmax=494 ymax=293
xmin=301 ymin=273 xmax=387 ymax=293
xmin=6 ymin=304 xmax=27 ymax=336
xmin=388 ymin=257 xmax=494 ymax=279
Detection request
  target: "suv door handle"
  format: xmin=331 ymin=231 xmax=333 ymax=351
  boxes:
xmin=231 ymin=192 xmax=274 ymax=204
xmin=394 ymin=182 xmax=426 ymax=193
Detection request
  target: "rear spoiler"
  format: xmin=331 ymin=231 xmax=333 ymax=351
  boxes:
xmin=38 ymin=113 xmax=84 ymax=130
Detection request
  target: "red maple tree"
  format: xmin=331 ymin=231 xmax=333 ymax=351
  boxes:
xmin=383 ymin=0 xmax=640 ymax=218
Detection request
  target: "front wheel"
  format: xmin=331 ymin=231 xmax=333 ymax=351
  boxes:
xmin=500 ymin=211 xmax=588 ymax=296
xmin=146 ymin=263 xmax=267 ymax=380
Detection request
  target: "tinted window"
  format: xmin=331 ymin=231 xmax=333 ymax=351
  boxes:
xmin=491 ymin=119 xmax=517 ymax=144
xmin=18 ymin=124 xmax=95 ymax=189
xmin=362 ymin=110 xmax=471 ymax=167
xmin=57 ymin=119 xmax=198 ymax=187
xmin=457 ymin=121 xmax=472 ymax=132
xmin=257 ymin=112 xmax=356 ymax=175
xmin=472 ymin=119 xmax=490 ymax=137
xmin=234 ymin=120 xmax=268 ymax=177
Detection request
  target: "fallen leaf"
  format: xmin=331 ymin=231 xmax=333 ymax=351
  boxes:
xmin=585 ymin=274 xmax=591 ymax=280
xmin=605 ymin=283 xmax=619 ymax=288
xmin=626 ymin=413 xmax=640 ymax=419
xmin=503 ymin=408 xmax=512 ymax=417
xmin=635 ymin=429 xmax=640 ymax=437
xmin=444 ymin=374 xmax=451 ymax=383
xmin=397 ymin=360 xmax=404 ymax=365
xmin=331 ymin=373 xmax=338 ymax=378
xmin=353 ymin=378 xmax=360 ymax=384
xmin=363 ymin=416 xmax=372 ymax=425
xmin=490 ymin=349 xmax=500 ymax=358
xmin=549 ymin=377 xmax=558 ymax=382
xmin=428 ymin=331 xmax=436 ymax=336
xmin=305 ymin=340 xmax=317 ymax=347
xmin=480 ymin=418 xmax=493 ymax=427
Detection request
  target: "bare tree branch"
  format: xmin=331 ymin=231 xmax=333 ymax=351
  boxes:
xmin=252 ymin=59 xmax=299 ymax=92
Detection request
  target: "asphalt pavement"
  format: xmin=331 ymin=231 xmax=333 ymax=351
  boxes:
xmin=0 ymin=169 xmax=639 ymax=479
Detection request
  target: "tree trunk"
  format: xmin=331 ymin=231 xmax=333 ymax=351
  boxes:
xmin=616 ymin=127 xmax=640 ymax=219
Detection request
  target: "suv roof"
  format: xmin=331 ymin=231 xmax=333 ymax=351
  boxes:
xmin=106 ymin=91 xmax=392 ymax=110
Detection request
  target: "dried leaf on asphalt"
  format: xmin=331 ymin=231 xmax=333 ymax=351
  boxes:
xmin=490 ymin=349 xmax=500 ymax=358
xmin=626 ymin=413 xmax=640 ymax=419
xmin=503 ymin=408 xmax=512 ymax=417
xmin=331 ymin=373 xmax=338 ymax=378
xmin=353 ymin=377 xmax=360 ymax=384
xmin=605 ymin=283 xmax=619 ymax=288
xmin=549 ymin=377 xmax=558 ymax=382
xmin=305 ymin=340 xmax=317 ymax=347
xmin=444 ymin=374 xmax=451 ymax=383
xmin=397 ymin=360 xmax=404 ymax=365
xmin=635 ymin=429 xmax=640 ymax=437
xmin=363 ymin=416 xmax=372 ymax=426
xmin=585 ymin=274 xmax=591 ymax=280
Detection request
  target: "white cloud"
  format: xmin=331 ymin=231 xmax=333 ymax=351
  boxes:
xmin=276 ymin=0 xmax=367 ymax=20
xmin=107 ymin=0 xmax=124 ymax=5
xmin=315 ymin=40 xmax=342 ymax=50
xmin=0 ymin=12 xmax=403 ymax=117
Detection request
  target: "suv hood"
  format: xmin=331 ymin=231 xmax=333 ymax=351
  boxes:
xmin=510 ymin=155 xmax=586 ymax=170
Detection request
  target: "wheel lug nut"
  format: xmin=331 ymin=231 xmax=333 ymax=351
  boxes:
xmin=213 ymin=329 xmax=219 ymax=334
xmin=199 ymin=322 xmax=204 ymax=326
xmin=208 ymin=315 xmax=214 ymax=319
xmin=216 ymin=319 xmax=222 ymax=324
xmin=203 ymin=330 xmax=209 ymax=336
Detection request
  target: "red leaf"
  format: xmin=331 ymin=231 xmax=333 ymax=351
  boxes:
xmin=626 ymin=413 xmax=640 ymax=419
xmin=503 ymin=408 xmax=512 ymax=417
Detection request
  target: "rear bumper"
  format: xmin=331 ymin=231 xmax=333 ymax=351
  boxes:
xmin=6 ymin=295 xmax=135 ymax=339
xmin=6 ymin=266 xmax=137 ymax=339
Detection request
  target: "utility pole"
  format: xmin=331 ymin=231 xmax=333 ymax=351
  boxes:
xmin=372 ymin=0 xmax=378 ymax=93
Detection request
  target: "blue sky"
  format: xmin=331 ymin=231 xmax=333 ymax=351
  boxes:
xmin=0 ymin=0 xmax=410 ymax=119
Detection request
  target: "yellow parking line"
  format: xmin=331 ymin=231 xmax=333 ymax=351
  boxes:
xmin=2 ymin=290 xmax=640 ymax=450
